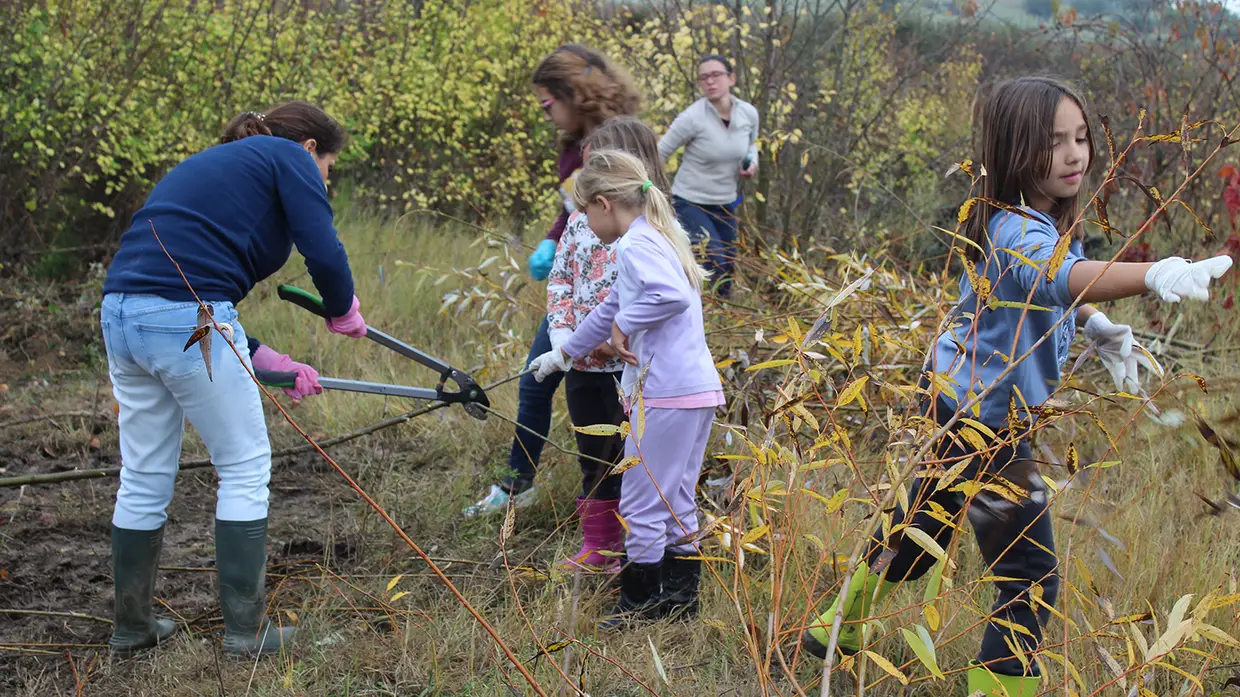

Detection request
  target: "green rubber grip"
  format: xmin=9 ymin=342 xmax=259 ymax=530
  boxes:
xmin=255 ymin=370 xmax=298 ymax=389
xmin=277 ymin=284 xmax=328 ymax=319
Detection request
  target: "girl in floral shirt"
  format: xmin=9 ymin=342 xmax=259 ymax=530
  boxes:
xmin=547 ymin=117 xmax=672 ymax=571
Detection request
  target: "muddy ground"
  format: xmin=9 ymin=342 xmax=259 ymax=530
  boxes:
xmin=0 ymin=286 xmax=371 ymax=694
xmin=0 ymin=418 xmax=371 ymax=692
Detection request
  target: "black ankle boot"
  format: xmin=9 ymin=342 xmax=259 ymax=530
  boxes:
xmin=598 ymin=557 xmax=664 ymax=630
xmin=660 ymin=554 xmax=701 ymax=619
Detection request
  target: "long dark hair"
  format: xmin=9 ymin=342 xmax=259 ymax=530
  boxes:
xmin=583 ymin=117 xmax=671 ymax=192
xmin=961 ymin=77 xmax=1096 ymax=262
xmin=219 ymin=100 xmax=348 ymax=154
xmin=532 ymin=44 xmax=641 ymax=141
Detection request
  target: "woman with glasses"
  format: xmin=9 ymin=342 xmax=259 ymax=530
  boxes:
xmin=658 ymin=54 xmax=759 ymax=298
xmin=464 ymin=44 xmax=641 ymax=517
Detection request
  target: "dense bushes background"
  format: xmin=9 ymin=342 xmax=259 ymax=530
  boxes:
xmin=3 ymin=0 xmax=1239 ymax=275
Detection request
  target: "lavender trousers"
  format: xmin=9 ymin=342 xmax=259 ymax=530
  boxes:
xmin=620 ymin=405 xmax=715 ymax=564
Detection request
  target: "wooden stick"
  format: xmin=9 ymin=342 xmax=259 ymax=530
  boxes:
xmin=0 ymin=376 xmax=513 ymax=489
xmin=0 ymin=609 xmax=111 ymax=624
xmin=0 ymin=411 xmax=109 ymax=430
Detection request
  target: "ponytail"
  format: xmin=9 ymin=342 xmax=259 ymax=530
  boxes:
xmin=572 ymin=149 xmax=710 ymax=293
xmin=642 ymin=185 xmax=709 ymax=293
xmin=220 ymin=112 xmax=271 ymax=144
xmin=219 ymin=101 xmax=348 ymax=153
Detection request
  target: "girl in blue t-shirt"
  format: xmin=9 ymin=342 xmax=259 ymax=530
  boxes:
xmin=802 ymin=77 xmax=1232 ymax=696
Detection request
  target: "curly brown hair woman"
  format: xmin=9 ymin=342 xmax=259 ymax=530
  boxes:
xmin=463 ymin=44 xmax=643 ymax=520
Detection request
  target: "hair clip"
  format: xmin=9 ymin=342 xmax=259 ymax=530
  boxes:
xmin=244 ymin=111 xmax=266 ymax=122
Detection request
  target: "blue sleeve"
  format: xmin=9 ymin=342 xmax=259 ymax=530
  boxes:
xmin=247 ymin=336 xmax=261 ymax=358
xmin=275 ymin=145 xmax=356 ymax=317
xmin=992 ymin=211 xmax=1083 ymax=307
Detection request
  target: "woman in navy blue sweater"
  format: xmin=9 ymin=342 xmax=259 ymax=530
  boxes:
xmin=100 ymin=101 xmax=366 ymax=658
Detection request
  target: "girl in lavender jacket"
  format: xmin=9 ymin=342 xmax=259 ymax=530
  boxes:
xmin=530 ymin=149 xmax=721 ymax=628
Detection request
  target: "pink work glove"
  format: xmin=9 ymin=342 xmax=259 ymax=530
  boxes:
xmin=325 ymin=295 xmax=367 ymax=338
xmin=252 ymin=344 xmax=322 ymax=402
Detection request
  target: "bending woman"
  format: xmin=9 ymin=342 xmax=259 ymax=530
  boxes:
xmin=100 ymin=101 xmax=367 ymax=658
xmin=658 ymin=54 xmax=758 ymax=297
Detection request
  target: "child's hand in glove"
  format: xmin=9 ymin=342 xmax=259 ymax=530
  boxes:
xmin=529 ymin=348 xmax=573 ymax=382
xmin=1081 ymin=312 xmax=1163 ymax=393
xmin=1145 ymin=255 xmax=1233 ymax=302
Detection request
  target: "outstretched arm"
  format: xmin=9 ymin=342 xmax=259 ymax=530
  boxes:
xmin=1066 ymin=261 xmax=1154 ymax=302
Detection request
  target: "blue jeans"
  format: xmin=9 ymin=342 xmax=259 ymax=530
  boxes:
xmin=674 ymin=196 xmax=739 ymax=296
xmin=100 ymin=293 xmax=272 ymax=530
xmin=501 ymin=315 xmax=564 ymax=493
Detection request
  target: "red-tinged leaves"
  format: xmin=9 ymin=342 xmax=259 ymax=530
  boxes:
xmin=1094 ymin=192 xmax=1121 ymax=243
xmin=1196 ymin=491 xmax=1226 ymax=517
xmin=182 ymin=325 xmax=210 ymax=352
xmin=1196 ymin=417 xmax=1240 ymax=480
xmin=1220 ymin=164 xmax=1238 ymax=179
xmin=1177 ymin=200 xmax=1216 ymax=241
xmin=1101 ymin=115 xmax=1118 ymax=168
xmin=528 ymin=639 xmax=574 ymax=663
xmin=1188 ymin=374 xmax=1208 ymax=393
xmin=1121 ymin=175 xmax=1173 ymax=235
xmin=184 ymin=305 xmax=215 ymax=382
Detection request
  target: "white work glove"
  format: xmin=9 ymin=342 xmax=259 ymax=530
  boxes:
xmin=529 ymin=348 xmax=573 ymax=382
xmin=1144 ymin=255 xmax=1233 ymax=302
xmin=1081 ymin=312 xmax=1163 ymax=393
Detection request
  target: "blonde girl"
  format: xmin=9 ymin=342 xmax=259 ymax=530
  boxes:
xmin=530 ymin=149 xmax=720 ymax=627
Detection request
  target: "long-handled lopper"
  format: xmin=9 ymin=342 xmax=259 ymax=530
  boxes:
xmin=253 ymin=284 xmax=491 ymax=421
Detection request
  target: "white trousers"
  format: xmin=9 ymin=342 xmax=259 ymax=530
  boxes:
xmin=100 ymin=293 xmax=272 ymax=530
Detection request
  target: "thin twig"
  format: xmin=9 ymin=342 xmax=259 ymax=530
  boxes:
xmin=0 ymin=609 xmax=111 ymax=624
xmin=147 ymin=223 xmax=550 ymax=697
xmin=0 ymin=371 xmax=526 ymax=489
xmin=0 ymin=411 xmax=109 ymax=430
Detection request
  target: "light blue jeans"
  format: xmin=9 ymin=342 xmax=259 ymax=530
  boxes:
xmin=100 ymin=293 xmax=272 ymax=530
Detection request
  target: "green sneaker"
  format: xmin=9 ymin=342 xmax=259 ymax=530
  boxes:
xmin=801 ymin=562 xmax=895 ymax=659
xmin=967 ymin=663 xmax=1041 ymax=697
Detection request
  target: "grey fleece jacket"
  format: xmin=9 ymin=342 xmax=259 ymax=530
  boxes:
xmin=657 ymin=96 xmax=759 ymax=206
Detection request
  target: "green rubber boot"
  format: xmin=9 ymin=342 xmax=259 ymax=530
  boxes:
xmin=216 ymin=518 xmax=296 ymax=657
xmin=966 ymin=663 xmax=1041 ymax=697
xmin=801 ymin=562 xmax=896 ymax=659
xmin=108 ymin=525 xmax=179 ymax=656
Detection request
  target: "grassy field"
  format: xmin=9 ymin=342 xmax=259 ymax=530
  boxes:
xmin=3 ymin=205 xmax=1240 ymax=696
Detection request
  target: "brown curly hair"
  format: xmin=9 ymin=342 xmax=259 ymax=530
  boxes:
xmin=532 ymin=44 xmax=641 ymax=141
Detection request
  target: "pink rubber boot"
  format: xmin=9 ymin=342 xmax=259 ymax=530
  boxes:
xmin=556 ymin=498 xmax=623 ymax=572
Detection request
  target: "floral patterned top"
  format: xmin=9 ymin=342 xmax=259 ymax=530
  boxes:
xmin=547 ymin=212 xmax=625 ymax=373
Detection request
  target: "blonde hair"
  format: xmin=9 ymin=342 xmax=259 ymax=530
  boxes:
xmin=572 ymin=149 xmax=709 ymax=293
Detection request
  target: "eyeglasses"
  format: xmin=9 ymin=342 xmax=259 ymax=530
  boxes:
xmin=541 ymin=97 xmax=556 ymax=114
xmin=698 ymin=71 xmax=730 ymax=83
